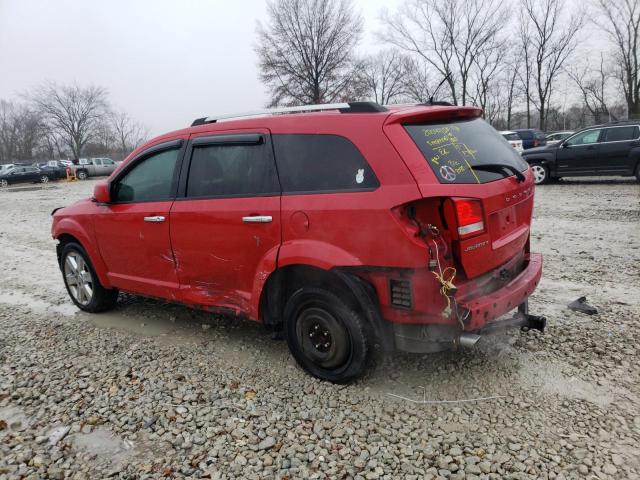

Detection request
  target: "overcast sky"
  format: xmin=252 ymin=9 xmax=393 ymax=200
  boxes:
xmin=0 ymin=0 xmax=402 ymax=135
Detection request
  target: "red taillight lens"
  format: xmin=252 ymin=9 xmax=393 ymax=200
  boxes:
xmin=534 ymin=139 xmax=540 ymax=147
xmin=453 ymin=198 xmax=485 ymax=238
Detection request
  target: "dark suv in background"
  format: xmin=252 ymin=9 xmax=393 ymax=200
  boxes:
xmin=515 ymin=129 xmax=547 ymax=150
xmin=522 ymin=121 xmax=640 ymax=184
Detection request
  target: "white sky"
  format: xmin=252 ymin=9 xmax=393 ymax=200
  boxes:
xmin=0 ymin=0 xmax=401 ymax=135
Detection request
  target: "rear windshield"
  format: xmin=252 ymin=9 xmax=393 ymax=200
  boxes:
xmin=502 ymin=133 xmax=520 ymax=141
xmin=404 ymin=118 xmax=528 ymax=184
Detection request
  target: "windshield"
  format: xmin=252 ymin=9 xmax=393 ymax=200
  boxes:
xmin=502 ymin=133 xmax=520 ymax=141
xmin=404 ymin=118 xmax=529 ymax=184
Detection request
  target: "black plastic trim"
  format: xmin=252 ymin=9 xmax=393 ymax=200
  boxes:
xmin=192 ymin=134 xmax=264 ymax=146
xmin=341 ymin=102 xmax=388 ymax=113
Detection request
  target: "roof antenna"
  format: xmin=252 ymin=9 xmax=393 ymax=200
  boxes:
xmin=429 ymin=73 xmax=451 ymax=105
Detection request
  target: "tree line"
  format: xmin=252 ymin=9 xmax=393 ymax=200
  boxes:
xmin=0 ymin=82 xmax=147 ymax=165
xmin=257 ymin=0 xmax=639 ymax=132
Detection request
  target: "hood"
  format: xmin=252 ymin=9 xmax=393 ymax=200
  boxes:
xmin=523 ymin=144 xmax=558 ymax=155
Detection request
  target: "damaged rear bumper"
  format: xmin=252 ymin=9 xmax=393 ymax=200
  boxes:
xmin=392 ymin=253 xmax=544 ymax=354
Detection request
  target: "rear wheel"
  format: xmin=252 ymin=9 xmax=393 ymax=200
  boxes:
xmin=40 ymin=175 xmax=49 ymax=183
xmin=77 ymin=170 xmax=88 ymax=180
xmin=284 ymin=287 xmax=369 ymax=384
xmin=635 ymin=163 xmax=640 ymax=182
xmin=0 ymin=179 xmax=7 ymax=188
xmin=61 ymin=242 xmax=118 ymax=312
xmin=531 ymin=163 xmax=549 ymax=185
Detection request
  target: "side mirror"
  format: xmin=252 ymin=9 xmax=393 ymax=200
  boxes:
xmin=93 ymin=181 xmax=111 ymax=203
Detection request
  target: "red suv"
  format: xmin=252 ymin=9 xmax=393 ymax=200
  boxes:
xmin=52 ymin=102 xmax=545 ymax=383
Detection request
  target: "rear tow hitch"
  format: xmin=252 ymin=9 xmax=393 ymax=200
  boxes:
xmin=520 ymin=314 xmax=546 ymax=333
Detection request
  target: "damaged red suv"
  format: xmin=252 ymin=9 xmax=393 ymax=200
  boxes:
xmin=52 ymin=102 xmax=545 ymax=383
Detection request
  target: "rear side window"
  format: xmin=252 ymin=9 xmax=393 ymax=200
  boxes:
xmin=404 ymin=118 xmax=529 ymax=184
xmin=186 ymin=141 xmax=279 ymax=198
xmin=603 ymin=126 xmax=639 ymax=142
xmin=113 ymin=148 xmax=179 ymax=202
xmin=534 ymin=131 xmax=546 ymax=140
xmin=272 ymin=134 xmax=379 ymax=193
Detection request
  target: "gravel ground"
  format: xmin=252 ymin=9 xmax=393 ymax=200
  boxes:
xmin=0 ymin=178 xmax=639 ymax=480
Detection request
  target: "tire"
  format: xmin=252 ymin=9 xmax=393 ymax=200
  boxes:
xmin=530 ymin=163 xmax=549 ymax=185
xmin=60 ymin=242 xmax=118 ymax=313
xmin=636 ymin=163 xmax=640 ymax=182
xmin=284 ymin=287 xmax=369 ymax=384
xmin=0 ymin=179 xmax=7 ymax=188
xmin=77 ymin=170 xmax=88 ymax=180
xmin=40 ymin=175 xmax=49 ymax=183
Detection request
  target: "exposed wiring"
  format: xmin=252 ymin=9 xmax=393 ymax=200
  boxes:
xmin=387 ymin=386 xmax=505 ymax=404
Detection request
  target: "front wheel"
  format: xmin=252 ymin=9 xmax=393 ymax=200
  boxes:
xmin=77 ymin=170 xmax=88 ymax=180
xmin=40 ymin=175 xmax=49 ymax=183
xmin=60 ymin=242 xmax=118 ymax=312
xmin=635 ymin=163 xmax=640 ymax=182
xmin=284 ymin=287 xmax=369 ymax=384
xmin=0 ymin=179 xmax=7 ymax=188
xmin=531 ymin=163 xmax=549 ymax=185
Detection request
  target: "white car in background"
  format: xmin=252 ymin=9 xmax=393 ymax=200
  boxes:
xmin=545 ymin=131 xmax=574 ymax=145
xmin=500 ymin=131 xmax=524 ymax=153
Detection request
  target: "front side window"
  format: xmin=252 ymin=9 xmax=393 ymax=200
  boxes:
xmin=405 ymin=118 xmax=529 ymax=184
xmin=566 ymin=129 xmax=602 ymax=146
xmin=272 ymin=134 xmax=379 ymax=193
xmin=112 ymin=148 xmax=179 ymax=202
xmin=603 ymin=126 xmax=639 ymax=142
xmin=186 ymin=141 xmax=279 ymax=198
xmin=103 ymin=158 xmax=115 ymax=165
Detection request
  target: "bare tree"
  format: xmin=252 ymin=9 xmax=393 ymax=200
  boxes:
xmin=30 ymin=82 xmax=109 ymax=161
xmin=595 ymin=0 xmax=640 ymax=118
xmin=110 ymin=111 xmax=148 ymax=158
xmin=0 ymin=100 xmax=44 ymax=163
xmin=358 ymin=50 xmax=409 ymax=104
xmin=402 ymin=57 xmax=439 ymax=103
xmin=256 ymin=0 xmax=363 ymax=106
xmin=568 ymin=55 xmax=619 ymax=123
xmin=469 ymin=38 xmax=504 ymax=116
xmin=381 ymin=0 xmax=507 ymax=106
xmin=519 ymin=0 xmax=584 ymax=130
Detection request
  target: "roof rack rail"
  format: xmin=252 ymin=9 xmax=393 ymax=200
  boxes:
xmin=191 ymin=101 xmax=387 ymax=126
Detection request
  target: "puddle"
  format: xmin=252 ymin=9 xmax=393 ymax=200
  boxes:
xmin=0 ymin=290 xmax=78 ymax=316
xmin=70 ymin=427 xmax=135 ymax=468
xmin=0 ymin=406 xmax=29 ymax=430
xmin=518 ymin=357 xmax=615 ymax=407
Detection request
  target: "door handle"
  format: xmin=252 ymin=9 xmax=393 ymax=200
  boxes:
xmin=144 ymin=216 xmax=166 ymax=222
xmin=242 ymin=215 xmax=272 ymax=223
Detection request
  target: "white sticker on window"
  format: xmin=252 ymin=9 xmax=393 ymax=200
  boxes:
xmin=356 ymin=169 xmax=364 ymax=184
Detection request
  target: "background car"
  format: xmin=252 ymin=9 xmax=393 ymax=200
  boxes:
xmin=521 ymin=121 xmax=640 ymax=184
xmin=36 ymin=160 xmax=68 ymax=180
xmin=499 ymin=130 xmax=524 ymax=153
xmin=515 ymin=128 xmax=547 ymax=149
xmin=0 ymin=165 xmax=51 ymax=187
xmin=73 ymin=157 xmax=119 ymax=179
xmin=0 ymin=163 xmax=16 ymax=175
xmin=545 ymin=131 xmax=574 ymax=145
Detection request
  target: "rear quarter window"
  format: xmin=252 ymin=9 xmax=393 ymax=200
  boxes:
xmin=404 ymin=118 xmax=528 ymax=184
xmin=272 ymin=134 xmax=379 ymax=193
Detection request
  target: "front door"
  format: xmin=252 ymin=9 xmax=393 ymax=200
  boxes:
xmin=93 ymin=140 xmax=184 ymax=298
xmin=598 ymin=125 xmax=640 ymax=175
xmin=170 ymin=130 xmax=281 ymax=319
xmin=556 ymin=128 xmax=603 ymax=176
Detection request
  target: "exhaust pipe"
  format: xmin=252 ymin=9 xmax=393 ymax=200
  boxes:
xmin=458 ymin=333 xmax=481 ymax=349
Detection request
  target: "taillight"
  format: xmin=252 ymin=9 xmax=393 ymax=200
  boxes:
xmin=533 ymin=139 xmax=540 ymax=147
xmin=452 ymin=198 xmax=485 ymax=238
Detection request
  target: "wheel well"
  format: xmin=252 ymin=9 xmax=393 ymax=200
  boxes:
xmin=55 ymin=233 xmax=82 ymax=266
xmin=260 ymin=264 xmax=393 ymax=351
xmin=260 ymin=265 xmax=359 ymax=327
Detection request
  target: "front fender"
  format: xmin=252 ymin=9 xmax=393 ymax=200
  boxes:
xmin=53 ymin=217 xmax=112 ymax=288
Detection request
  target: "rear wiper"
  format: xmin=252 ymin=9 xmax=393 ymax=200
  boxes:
xmin=471 ymin=164 xmax=526 ymax=182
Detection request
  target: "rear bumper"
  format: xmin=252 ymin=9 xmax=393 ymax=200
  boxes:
xmin=458 ymin=252 xmax=542 ymax=331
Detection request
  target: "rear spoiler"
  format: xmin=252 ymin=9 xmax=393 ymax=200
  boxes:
xmin=384 ymin=106 xmax=483 ymax=126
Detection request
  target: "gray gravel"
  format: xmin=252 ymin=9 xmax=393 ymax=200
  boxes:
xmin=1 ymin=177 xmax=639 ymax=479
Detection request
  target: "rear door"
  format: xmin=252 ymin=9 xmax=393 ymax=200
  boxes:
xmin=169 ymin=130 xmax=281 ymax=318
xmin=93 ymin=139 xmax=184 ymax=298
xmin=598 ymin=125 xmax=640 ymax=175
xmin=555 ymin=128 xmax=603 ymax=175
